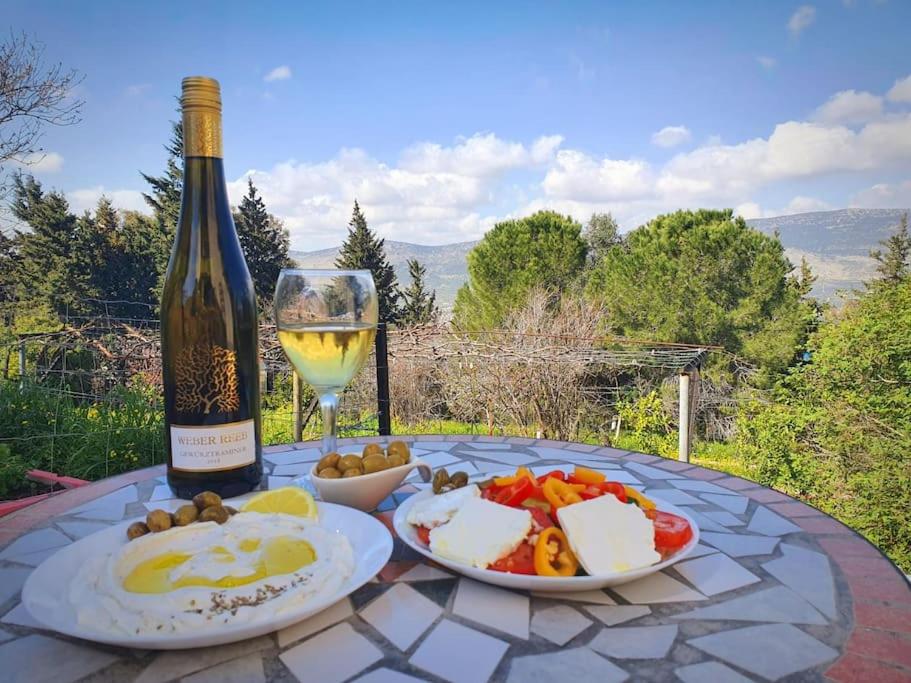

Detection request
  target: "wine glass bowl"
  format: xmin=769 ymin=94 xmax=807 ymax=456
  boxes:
xmin=274 ymin=270 xmax=378 ymax=454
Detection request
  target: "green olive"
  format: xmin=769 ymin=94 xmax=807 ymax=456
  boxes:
xmin=146 ymin=509 xmax=172 ymax=532
xmin=432 ymin=468 xmax=450 ymax=494
xmin=173 ymin=504 xmax=199 ymax=526
xmin=387 ymin=441 xmax=410 ymax=461
xmin=338 ymin=454 xmax=363 ymax=472
xmin=386 ymin=453 xmax=406 ymax=468
xmin=192 ymin=491 xmax=222 ymax=511
xmin=362 ymin=443 xmax=384 ymax=458
xmin=199 ymin=505 xmax=230 ymax=524
xmin=342 ymin=466 xmax=363 ymax=478
xmin=127 ymin=521 xmax=150 ymax=540
xmin=317 ymin=452 xmax=341 ymax=472
xmin=362 ymin=454 xmax=389 ymax=474
xmin=319 ymin=467 xmax=342 ymax=479
xmin=449 ymin=471 xmax=469 ymax=489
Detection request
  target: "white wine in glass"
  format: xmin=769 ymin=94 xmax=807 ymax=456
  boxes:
xmin=274 ymin=270 xmax=378 ymax=454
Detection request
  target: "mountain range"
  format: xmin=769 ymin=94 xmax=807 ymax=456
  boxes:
xmin=290 ymin=208 xmax=909 ymax=308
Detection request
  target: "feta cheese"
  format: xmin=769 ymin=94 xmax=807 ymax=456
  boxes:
xmin=406 ymin=484 xmax=480 ymax=528
xmin=557 ymin=495 xmax=660 ymax=575
xmin=429 ymin=497 xmax=532 ymax=568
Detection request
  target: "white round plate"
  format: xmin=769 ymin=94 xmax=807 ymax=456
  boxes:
xmin=393 ymin=486 xmax=699 ymax=592
xmin=21 ymin=496 xmax=392 ymax=649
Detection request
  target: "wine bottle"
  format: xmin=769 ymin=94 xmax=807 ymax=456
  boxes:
xmin=161 ymin=76 xmax=262 ymax=499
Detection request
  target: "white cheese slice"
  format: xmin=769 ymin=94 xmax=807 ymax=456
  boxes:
xmin=557 ymin=495 xmax=660 ymax=575
xmin=406 ymin=484 xmax=480 ymax=528
xmin=429 ymin=497 xmax=532 ymax=568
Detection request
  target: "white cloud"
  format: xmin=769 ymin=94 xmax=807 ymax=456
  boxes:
xmin=887 ymin=75 xmax=911 ymax=103
xmin=651 ymin=125 xmax=692 ymax=148
xmin=68 ymin=187 xmax=147 ymax=214
xmin=756 ymin=55 xmax=777 ymax=69
xmin=125 ymin=83 xmax=151 ymax=97
xmin=778 ymin=195 xmax=832 ymax=214
xmin=11 ymin=152 xmax=64 ymax=173
xmin=542 ymin=152 xmax=651 ymax=202
xmin=850 ymin=180 xmax=911 ymax=208
xmin=812 ymin=90 xmax=882 ymax=125
xmin=735 ymin=202 xmax=762 ymax=219
xmin=788 ymin=5 xmax=817 ymax=37
xmin=399 ymin=133 xmax=561 ymax=176
xmin=264 ymin=65 xmax=292 ymax=82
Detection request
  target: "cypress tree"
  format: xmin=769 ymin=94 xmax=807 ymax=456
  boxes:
xmin=335 ymin=201 xmax=401 ymax=324
xmin=401 ymin=258 xmax=438 ymax=325
xmin=870 ymin=212 xmax=910 ymax=284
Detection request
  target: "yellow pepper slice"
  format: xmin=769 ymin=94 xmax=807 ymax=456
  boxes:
xmin=624 ymin=486 xmax=656 ymax=510
xmin=534 ymin=527 xmax=579 ymax=576
xmin=494 ymin=466 xmax=536 ymax=487
xmin=542 ymin=478 xmax=585 ymax=510
xmin=572 ymin=466 xmax=606 ymax=485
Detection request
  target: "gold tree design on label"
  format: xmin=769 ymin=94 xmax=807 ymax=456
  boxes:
xmin=174 ymin=344 xmax=240 ymax=413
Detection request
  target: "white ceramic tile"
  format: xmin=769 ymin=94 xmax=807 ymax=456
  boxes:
xmin=0 ymin=634 xmax=119 ymax=683
xmin=395 ymin=564 xmax=452 ymax=582
xmin=181 ymin=654 xmax=265 ymax=683
xmin=676 ymin=661 xmax=752 ymax=683
xmin=445 ymin=461 xmax=480 ymax=475
xmin=464 ymin=450 xmax=538 ymax=467
xmin=688 ymin=624 xmax=839 ymax=680
xmin=529 ymin=605 xmax=592 ymax=645
xmin=453 ymin=578 xmax=529 ymax=639
xmin=679 ymin=509 xmax=733 ymax=534
xmin=410 ymin=619 xmax=509 ymax=683
xmin=684 ymin=543 xmax=718 ymax=560
xmin=470 ymin=460 xmax=516 ymax=474
xmin=69 ymin=485 xmax=138 ymax=513
xmin=280 ymin=622 xmax=382 ymax=683
xmin=674 ymin=554 xmax=761 ymax=596
xmin=1 ymin=602 xmax=43 ymax=629
xmin=0 ymin=629 xmax=12 ymax=644
xmin=149 ymin=484 xmax=173 ymax=501
xmin=469 ymin=442 xmax=512 ymax=450
xmin=674 ymin=585 xmax=827 ymax=625
xmin=762 ymin=544 xmax=837 ymax=619
xmin=56 ymin=520 xmax=111 ymax=540
xmin=506 ymin=647 xmax=628 ymax=683
xmin=670 ymin=479 xmax=733 ymax=494
xmin=545 ymin=455 xmax=621 ymax=468
xmin=530 ymin=446 xmax=580 ymax=460
xmin=583 ymin=604 xmax=651 ymax=626
xmin=747 ymin=506 xmax=802 ymax=536
xmin=623 ymin=463 xmax=683 ymax=480
xmin=276 ymin=598 xmax=353 ymax=648
xmin=700 ymin=532 xmax=780 ymax=558
xmin=0 ymin=568 xmax=32 ymax=605
xmin=8 ymin=546 xmax=64 ymax=567
xmin=701 ymin=510 xmax=745 ymax=527
xmin=135 ymin=636 xmax=273 ymax=683
xmin=268 ymin=476 xmax=293 ymax=490
xmin=596 ymin=470 xmax=642 ymax=484
xmin=700 ymin=493 xmax=749 ymax=514
xmin=643 ymin=488 xmax=703 ymax=506
xmin=0 ymin=528 xmax=70 ymax=561
xmin=611 ymin=572 xmax=706 ymax=604
xmin=413 ymin=441 xmax=456 ymax=451
xmin=588 ymin=624 xmax=678 ymax=659
xmin=417 ymin=451 xmax=463 ymax=469
xmin=533 ymin=589 xmax=616 ymax=605
xmin=143 ymin=499 xmax=186 ymax=513
xmin=265 ymin=449 xmax=322 ymax=466
xmin=354 ymin=668 xmax=427 ymax=683
xmin=359 ymin=583 xmax=442 ymax=651
xmin=271 ymin=462 xmax=315 ymax=477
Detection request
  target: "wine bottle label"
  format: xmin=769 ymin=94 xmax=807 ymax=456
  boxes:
xmin=170 ymin=420 xmax=255 ymax=471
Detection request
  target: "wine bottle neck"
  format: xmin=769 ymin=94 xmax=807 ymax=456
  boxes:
xmin=183 ymin=108 xmax=223 ymax=159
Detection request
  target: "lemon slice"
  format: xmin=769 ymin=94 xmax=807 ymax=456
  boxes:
xmin=240 ymin=487 xmax=318 ymax=519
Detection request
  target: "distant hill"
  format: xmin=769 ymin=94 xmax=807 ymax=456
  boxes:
xmin=290 ymin=209 xmax=908 ymax=308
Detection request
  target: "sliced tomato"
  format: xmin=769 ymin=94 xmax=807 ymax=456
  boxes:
xmin=416 ymin=526 xmax=431 ymax=546
xmin=489 ymin=542 xmax=536 ymax=575
xmin=579 ymin=485 xmax=604 ymax=500
xmin=536 ymin=470 xmax=566 ymax=485
xmin=528 ymin=506 xmax=555 ymax=530
xmin=652 ymin=511 xmax=693 ymax=555
xmin=599 ymin=481 xmax=628 ymax=503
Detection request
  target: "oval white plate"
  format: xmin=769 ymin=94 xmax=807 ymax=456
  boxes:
xmin=393 ymin=486 xmax=699 ymax=592
xmin=22 ymin=496 xmax=392 ymax=649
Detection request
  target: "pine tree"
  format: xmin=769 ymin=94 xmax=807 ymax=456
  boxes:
xmin=401 ymin=258 xmax=438 ymax=325
xmin=233 ymin=178 xmax=292 ymax=312
xmin=870 ymin=212 xmax=910 ymax=284
xmin=794 ymin=256 xmax=817 ymax=298
xmin=583 ymin=212 xmax=621 ymax=265
xmin=335 ymin=201 xmax=401 ymax=324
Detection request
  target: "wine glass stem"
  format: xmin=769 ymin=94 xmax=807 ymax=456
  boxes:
xmin=320 ymin=391 xmax=339 ymax=454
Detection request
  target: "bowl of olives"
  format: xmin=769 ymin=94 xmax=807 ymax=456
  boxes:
xmin=309 ymin=441 xmax=431 ymax=512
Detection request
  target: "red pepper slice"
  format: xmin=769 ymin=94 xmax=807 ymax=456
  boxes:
xmin=528 ymin=506 xmax=555 ymax=530
xmin=489 ymin=542 xmax=536 ymax=574
xmin=598 ymin=481 xmax=628 ymax=503
xmin=579 ymin=485 xmax=605 ymax=500
xmin=491 ymin=477 xmax=535 ymax=507
xmin=536 ymin=470 xmax=566 ymax=484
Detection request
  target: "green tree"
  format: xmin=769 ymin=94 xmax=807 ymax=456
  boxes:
xmin=401 ymin=259 xmax=438 ymax=325
xmin=793 ymin=256 xmax=817 ymax=299
xmin=870 ymin=212 xmax=910 ymax=284
xmin=335 ymin=201 xmax=401 ymax=324
xmin=140 ymin=118 xmax=183 ymax=295
xmin=453 ymin=210 xmax=588 ymax=330
xmin=233 ymin=178 xmax=292 ymax=312
xmin=586 ymin=209 xmax=810 ymax=378
xmin=583 ymin=212 xmax=622 ymax=265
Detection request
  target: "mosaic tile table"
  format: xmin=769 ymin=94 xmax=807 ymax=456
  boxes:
xmin=0 ymin=436 xmax=909 ymax=683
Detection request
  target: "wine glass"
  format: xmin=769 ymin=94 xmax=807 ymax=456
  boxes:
xmin=274 ymin=270 xmax=378 ymax=455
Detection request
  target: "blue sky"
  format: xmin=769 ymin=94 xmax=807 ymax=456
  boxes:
xmin=6 ymin=0 xmax=911 ymax=249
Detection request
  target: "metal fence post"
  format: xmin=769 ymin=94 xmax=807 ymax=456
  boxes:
xmin=375 ymin=323 xmax=391 ymax=436
xmin=18 ymin=336 xmax=26 ymax=387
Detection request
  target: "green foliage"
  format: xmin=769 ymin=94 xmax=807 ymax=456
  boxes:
xmin=614 ymin=391 xmax=677 ymax=457
xmin=586 ymin=209 xmax=811 ymax=380
xmin=335 ymin=201 xmax=401 ymax=324
xmin=400 ymin=259 xmax=438 ymax=325
xmin=453 ymin=211 xmax=587 ymax=330
xmin=0 ymin=444 xmax=28 ymax=499
xmin=233 ymin=179 xmax=292 ymax=312
xmin=869 ymin=212 xmax=910 ymax=284
xmin=583 ymin=212 xmax=622 ymax=265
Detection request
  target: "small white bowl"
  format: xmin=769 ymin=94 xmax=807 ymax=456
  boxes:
xmin=310 ymin=457 xmax=432 ymax=512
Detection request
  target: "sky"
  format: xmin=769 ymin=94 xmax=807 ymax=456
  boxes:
xmin=5 ymin=0 xmax=911 ymax=250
